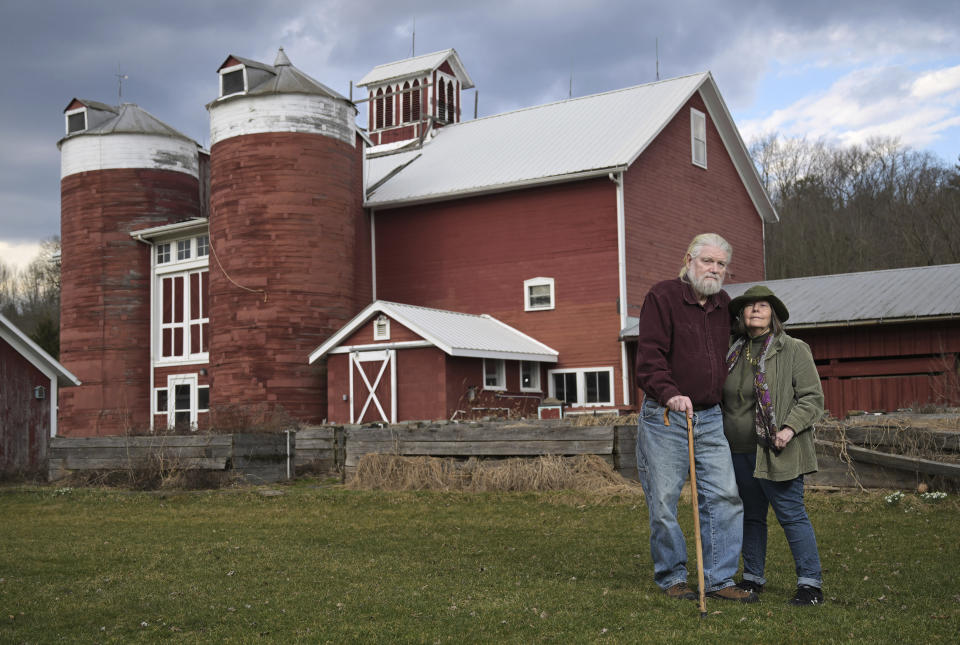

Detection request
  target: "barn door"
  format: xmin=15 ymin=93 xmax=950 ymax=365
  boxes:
xmin=349 ymin=350 xmax=397 ymax=424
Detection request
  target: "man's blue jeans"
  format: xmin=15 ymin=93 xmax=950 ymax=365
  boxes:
xmin=732 ymin=451 xmax=823 ymax=589
xmin=636 ymin=399 xmax=743 ymax=591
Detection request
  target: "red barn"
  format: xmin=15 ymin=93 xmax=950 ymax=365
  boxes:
xmin=723 ymin=265 xmax=960 ymax=416
xmin=1 ymin=314 xmax=80 ymax=473
xmin=56 ymin=48 xmax=773 ymax=433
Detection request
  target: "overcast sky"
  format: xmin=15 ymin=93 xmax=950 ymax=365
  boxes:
xmin=2 ymin=0 xmax=958 ymax=270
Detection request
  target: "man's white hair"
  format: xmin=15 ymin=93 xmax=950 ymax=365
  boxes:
xmin=678 ymin=233 xmax=733 ymax=279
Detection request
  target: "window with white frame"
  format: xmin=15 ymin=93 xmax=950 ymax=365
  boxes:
xmin=157 ymin=374 xmax=201 ymax=429
xmin=691 ymin=108 xmax=707 ymax=169
xmin=66 ymin=108 xmax=86 ymax=134
xmin=483 ymin=358 xmax=506 ymax=390
xmin=520 ymin=361 xmax=541 ymax=392
xmin=220 ymin=66 xmax=245 ymax=97
xmin=524 ymin=277 xmax=555 ymax=311
xmin=154 ymin=234 xmax=210 ymax=364
xmin=548 ymin=367 xmax=614 ymax=406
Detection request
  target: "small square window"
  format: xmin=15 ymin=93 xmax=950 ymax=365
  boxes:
xmin=177 ymin=240 xmax=191 ymax=261
xmin=197 ymin=386 xmax=210 ymax=412
xmin=196 ymin=236 xmax=209 ymax=257
xmin=67 ymin=111 xmax=86 ymax=134
xmin=157 ymin=243 xmax=171 ymax=264
xmin=552 ymin=372 xmax=578 ymax=404
xmin=483 ymin=359 xmax=506 ymax=390
xmin=524 ymin=277 xmax=555 ymax=311
xmin=221 ymin=68 xmax=245 ymax=96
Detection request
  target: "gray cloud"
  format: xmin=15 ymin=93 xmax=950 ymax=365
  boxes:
xmin=1 ymin=0 xmax=958 ymax=253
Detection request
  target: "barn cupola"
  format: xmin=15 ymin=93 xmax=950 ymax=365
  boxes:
xmin=357 ymin=48 xmax=474 ymax=146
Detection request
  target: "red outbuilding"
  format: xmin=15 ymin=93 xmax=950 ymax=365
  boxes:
xmin=1 ymin=314 xmax=80 ymax=474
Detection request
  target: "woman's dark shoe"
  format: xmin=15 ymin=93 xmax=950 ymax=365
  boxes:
xmin=789 ymin=585 xmax=824 ymax=606
xmin=736 ymin=579 xmax=764 ymax=593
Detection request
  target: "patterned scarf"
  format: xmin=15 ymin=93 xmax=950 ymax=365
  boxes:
xmin=726 ymin=333 xmax=780 ymax=452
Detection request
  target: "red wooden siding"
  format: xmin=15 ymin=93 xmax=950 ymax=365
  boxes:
xmin=624 ymin=92 xmax=765 ymax=310
xmin=59 ymin=168 xmax=200 ymax=436
xmin=1 ymin=339 xmax=52 ymax=473
xmin=795 ymin=321 xmax=960 ymax=414
xmin=374 ymin=178 xmax=623 ymax=397
xmin=208 ymin=131 xmax=368 ymax=425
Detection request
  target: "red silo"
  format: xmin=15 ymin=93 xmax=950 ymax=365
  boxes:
xmin=58 ymin=100 xmax=201 ymax=436
xmin=206 ymin=49 xmax=369 ymax=424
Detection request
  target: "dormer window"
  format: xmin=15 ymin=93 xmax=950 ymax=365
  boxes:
xmin=373 ymin=315 xmax=390 ymax=341
xmin=66 ymin=108 xmax=86 ymax=134
xmin=220 ymin=65 xmax=246 ymax=97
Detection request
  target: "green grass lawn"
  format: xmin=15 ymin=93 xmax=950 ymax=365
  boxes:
xmin=1 ymin=482 xmax=958 ymax=644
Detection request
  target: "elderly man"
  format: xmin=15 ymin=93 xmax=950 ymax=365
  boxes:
xmin=634 ymin=233 xmax=757 ymax=603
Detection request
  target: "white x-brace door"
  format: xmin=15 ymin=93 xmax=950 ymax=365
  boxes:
xmin=349 ymin=349 xmax=397 ymax=424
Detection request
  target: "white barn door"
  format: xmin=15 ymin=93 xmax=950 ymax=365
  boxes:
xmin=349 ymin=349 xmax=397 ymax=424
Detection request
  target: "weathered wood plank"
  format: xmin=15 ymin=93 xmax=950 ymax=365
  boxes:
xmin=48 ymin=446 xmax=231 ymax=459
xmin=344 ymin=426 xmax=614 ymax=442
xmin=50 ymin=436 xmax=232 ymax=448
xmin=297 ymin=427 xmax=336 ymax=440
xmin=822 ymin=441 xmax=960 ymax=479
xmin=61 ymin=456 xmax=228 ymax=470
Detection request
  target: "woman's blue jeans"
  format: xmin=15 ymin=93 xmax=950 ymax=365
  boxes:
xmin=732 ymin=451 xmax=823 ymax=589
xmin=636 ymin=399 xmax=743 ymax=592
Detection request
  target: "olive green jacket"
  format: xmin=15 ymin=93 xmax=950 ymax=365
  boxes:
xmin=743 ymin=333 xmax=825 ymax=481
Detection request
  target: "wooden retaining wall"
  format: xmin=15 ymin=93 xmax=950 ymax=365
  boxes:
xmin=49 ymin=432 xmax=294 ymax=483
xmin=47 ymin=420 xmax=960 ymax=489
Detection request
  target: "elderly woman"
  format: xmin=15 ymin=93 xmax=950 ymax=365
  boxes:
xmin=722 ymin=285 xmax=826 ymax=606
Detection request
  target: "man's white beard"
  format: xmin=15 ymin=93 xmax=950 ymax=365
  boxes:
xmin=690 ymin=271 xmax=723 ymax=297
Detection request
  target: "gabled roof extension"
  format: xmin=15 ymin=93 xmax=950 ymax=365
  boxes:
xmin=211 ymin=49 xmax=348 ymax=105
xmin=0 ymin=313 xmax=81 ymax=387
xmin=365 ymin=72 xmax=776 ymax=223
xmin=308 ymin=301 xmax=559 ymax=364
xmin=357 ymin=49 xmax=474 ymax=89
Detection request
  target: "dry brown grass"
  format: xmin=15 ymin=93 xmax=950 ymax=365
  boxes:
xmin=567 ymin=413 xmax=638 ymax=426
xmin=346 ymin=453 xmax=644 ymax=498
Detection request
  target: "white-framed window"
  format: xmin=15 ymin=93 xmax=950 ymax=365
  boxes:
xmin=520 ymin=361 xmax=541 ymax=392
xmin=159 ymin=374 xmax=200 ymax=429
xmin=547 ymin=367 xmax=615 ymax=406
xmin=65 ymin=108 xmax=86 ymax=135
xmin=373 ymin=315 xmax=390 ymax=341
xmin=177 ymin=239 xmax=191 ymax=261
xmin=524 ymin=277 xmax=555 ymax=311
xmin=483 ymin=358 xmax=506 ymax=390
xmin=691 ymin=108 xmax=707 ymax=169
xmin=220 ymin=64 xmax=246 ymax=97
xmin=154 ymin=234 xmax=210 ymax=365
xmin=159 ymin=270 xmax=209 ymax=361
xmin=155 ymin=388 xmax=168 ymax=415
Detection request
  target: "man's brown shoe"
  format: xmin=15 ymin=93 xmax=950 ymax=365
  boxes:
xmin=663 ymin=582 xmax=697 ymax=600
xmin=707 ymin=585 xmax=759 ymax=603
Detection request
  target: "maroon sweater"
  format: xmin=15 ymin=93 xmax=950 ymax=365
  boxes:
xmin=634 ymin=278 xmax=731 ymax=407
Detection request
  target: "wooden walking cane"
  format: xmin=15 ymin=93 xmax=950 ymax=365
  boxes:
xmin=663 ymin=409 xmax=708 ymax=617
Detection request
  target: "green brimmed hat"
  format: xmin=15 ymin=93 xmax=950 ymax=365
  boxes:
xmin=729 ymin=285 xmax=789 ymax=323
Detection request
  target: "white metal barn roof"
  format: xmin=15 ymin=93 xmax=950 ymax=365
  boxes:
xmin=620 ymin=264 xmax=960 ymax=337
xmin=308 ymin=301 xmax=559 ymax=363
xmin=357 ymin=49 xmax=474 ymax=89
xmin=723 ymin=264 xmax=960 ymax=329
xmin=365 ymin=72 xmax=776 ymax=222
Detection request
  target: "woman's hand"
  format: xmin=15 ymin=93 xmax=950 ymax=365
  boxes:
xmin=774 ymin=426 xmax=795 ymax=450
